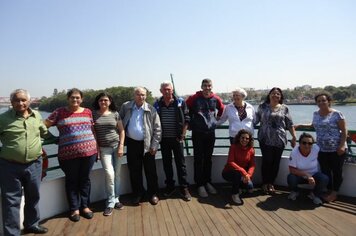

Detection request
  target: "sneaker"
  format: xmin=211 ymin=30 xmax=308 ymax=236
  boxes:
xmin=308 ymin=192 xmax=323 ymax=205
xmin=198 ymin=186 xmax=208 ymax=198
xmin=103 ymin=207 xmax=113 ymax=216
xmin=232 ymin=194 xmax=243 ymax=205
xmin=163 ymin=186 xmax=176 ymax=197
xmin=114 ymin=202 xmax=124 ymax=210
xmin=205 ymin=183 xmax=217 ymax=194
xmin=288 ymin=191 xmax=299 ymax=201
xmin=181 ymin=187 xmax=192 ymax=201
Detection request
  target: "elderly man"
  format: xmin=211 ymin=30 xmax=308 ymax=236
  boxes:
xmin=186 ymin=79 xmax=224 ymax=198
xmin=153 ymin=81 xmax=191 ymax=201
xmin=119 ymin=87 xmax=161 ymax=205
xmin=0 ymin=89 xmax=53 ymax=235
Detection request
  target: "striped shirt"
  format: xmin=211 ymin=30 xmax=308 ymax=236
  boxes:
xmin=160 ymin=104 xmax=177 ymax=138
xmin=93 ymin=111 xmax=120 ymax=147
xmin=47 ymin=107 xmax=97 ymax=161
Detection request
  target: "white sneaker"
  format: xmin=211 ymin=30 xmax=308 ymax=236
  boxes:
xmin=232 ymin=194 xmax=242 ymax=205
xmin=198 ymin=186 xmax=208 ymax=198
xmin=308 ymin=192 xmax=323 ymax=205
xmin=205 ymin=183 xmax=217 ymax=194
xmin=288 ymin=191 xmax=299 ymax=201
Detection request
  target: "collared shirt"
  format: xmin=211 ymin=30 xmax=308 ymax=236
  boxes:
xmin=0 ymin=109 xmax=49 ymax=163
xmin=127 ymin=104 xmax=144 ymax=141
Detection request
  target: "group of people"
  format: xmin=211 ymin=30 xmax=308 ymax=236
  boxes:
xmin=0 ymin=81 xmax=348 ymax=235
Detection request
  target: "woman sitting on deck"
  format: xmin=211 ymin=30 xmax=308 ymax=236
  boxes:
xmin=287 ymin=132 xmax=329 ymax=205
xmin=222 ymin=129 xmax=256 ymax=205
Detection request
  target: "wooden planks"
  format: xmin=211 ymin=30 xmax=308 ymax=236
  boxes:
xmin=37 ymin=186 xmax=356 ymax=236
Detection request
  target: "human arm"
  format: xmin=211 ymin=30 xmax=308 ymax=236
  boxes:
xmin=149 ymin=108 xmax=162 ymax=155
xmin=242 ymin=149 xmax=256 ymax=184
xmin=216 ymin=105 xmax=227 ymax=126
xmin=294 ymin=123 xmax=313 ymax=130
xmin=216 ymin=95 xmax=225 ymax=119
xmin=289 ymin=166 xmax=316 ymax=186
xmin=117 ymin=119 xmax=125 ymax=158
xmin=337 ymin=119 xmax=347 ymax=156
xmin=226 ymin=145 xmax=249 ymax=176
xmin=289 ymin=126 xmax=297 ymax=148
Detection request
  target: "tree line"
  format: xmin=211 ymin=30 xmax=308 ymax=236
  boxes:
xmin=38 ymin=86 xmax=155 ymax=112
xmin=39 ymin=84 xmax=356 ymax=112
xmin=216 ymin=84 xmax=356 ymax=104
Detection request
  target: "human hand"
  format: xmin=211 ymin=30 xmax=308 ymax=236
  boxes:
xmin=337 ymin=146 xmax=346 ymax=156
xmin=307 ymin=176 xmax=316 ymax=186
xmin=149 ymin=148 xmax=157 ymax=156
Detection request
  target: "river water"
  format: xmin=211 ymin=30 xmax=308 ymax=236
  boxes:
xmin=1 ymin=104 xmax=355 ymax=180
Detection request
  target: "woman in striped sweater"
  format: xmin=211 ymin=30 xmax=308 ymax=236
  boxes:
xmin=93 ymin=92 xmax=125 ymax=216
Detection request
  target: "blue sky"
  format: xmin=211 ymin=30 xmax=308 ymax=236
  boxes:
xmin=1 ymin=0 xmax=355 ymax=98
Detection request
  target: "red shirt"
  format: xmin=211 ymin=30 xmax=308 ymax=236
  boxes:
xmin=223 ymin=144 xmax=255 ymax=177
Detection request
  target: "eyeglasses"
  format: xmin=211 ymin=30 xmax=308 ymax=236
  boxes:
xmin=301 ymin=141 xmax=313 ymax=146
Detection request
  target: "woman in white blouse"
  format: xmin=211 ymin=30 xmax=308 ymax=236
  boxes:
xmin=217 ymin=87 xmax=255 ymax=144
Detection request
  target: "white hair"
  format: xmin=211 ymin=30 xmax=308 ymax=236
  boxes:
xmin=233 ymin=87 xmax=247 ymax=98
xmin=160 ymin=80 xmax=174 ymax=90
xmin=10 ymin=89 xmax=31 ymax=101
xmin=134 ymin=86 xmax=147 ymax=94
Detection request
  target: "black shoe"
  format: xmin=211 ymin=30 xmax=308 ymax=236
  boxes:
xmin=163 ymin=186 xmax=176 ymax=197
xmin=82 ymin=210 xmax=94 ymax=219
xmin=114 ymin=202 xmax=124 ymax=210
xmin=103 ymin=207 xmax=114 ymax=216
xmin=149 ymin=194 xmax=159 ymax=205
xmin=181 ymin=187 xmax=192 ymax=201
xmin=69 ymin=213 xmax=80 ymax=222
xmin=132 ymin=195 xmax=142 ymax=205
xmin=24 ymin=225 xmax=48 ymax=234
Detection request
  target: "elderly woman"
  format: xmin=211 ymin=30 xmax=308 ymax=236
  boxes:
xmin=217 ymin=87 xmax=255 ymax=144
xmin=296 ymin=92 xmax=347 ymax=202
xmin=255 ymin=87 xmax=297 ymax=194
xmin=45 ymin=88 xmax=97 ymax=222
xmin=287 ymin=133 xmax=329 ymax=205
xmin=222 ymin=129 xmax=255 ymax=205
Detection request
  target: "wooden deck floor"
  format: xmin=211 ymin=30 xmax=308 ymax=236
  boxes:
xmin=25 ymin=185 xmax=356 ymax=236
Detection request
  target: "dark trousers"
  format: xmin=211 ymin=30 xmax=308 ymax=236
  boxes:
xmin=259 ymin=142 xmax=284 ymax=184
xmin=126 ymin=137 xmax=159 ymax=197
xmin=192 ymin=131 xmax=215 ymax=187
xmin=287 ymin=172 xmax=329 ymax=196
xmin=0 ymin=158 xmax=42 ymax=236
xmin=160 ymin=137 xmax=189 ymax=188
xmin=222 ymin=170 xmax=254 ymax=194
xmin=318 ymin=151 xmax=345 ymax=191
xmin=59 ymin=155 xmax=96 ymax=212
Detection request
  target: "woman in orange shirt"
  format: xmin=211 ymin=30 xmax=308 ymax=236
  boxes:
xmin=222 ymin=129 xmax=255 ymax=205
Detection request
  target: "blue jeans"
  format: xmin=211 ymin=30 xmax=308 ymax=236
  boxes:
xmin=287 ymin=172 xmax=329 ymax=196
xmin=100 ymin=146 xmax=122 ymax=208
xmin=222 ymin=170 xmax=254 ymax=194
xmin=59 ymin=154 xmax=96 ymax=211
xmin=0 ymin=158 xmax=42 ymax=236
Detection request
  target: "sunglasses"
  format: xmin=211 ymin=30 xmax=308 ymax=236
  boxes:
xmin=301 ymin=141 xmax=313 ymax=146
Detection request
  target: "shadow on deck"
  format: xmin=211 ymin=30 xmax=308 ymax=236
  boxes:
xmin=25 ymin=185 xmax=356 ymax=236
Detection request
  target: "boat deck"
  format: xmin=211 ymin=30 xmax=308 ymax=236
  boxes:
xmin=28 ymin=185 xmax=356 ymax=236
